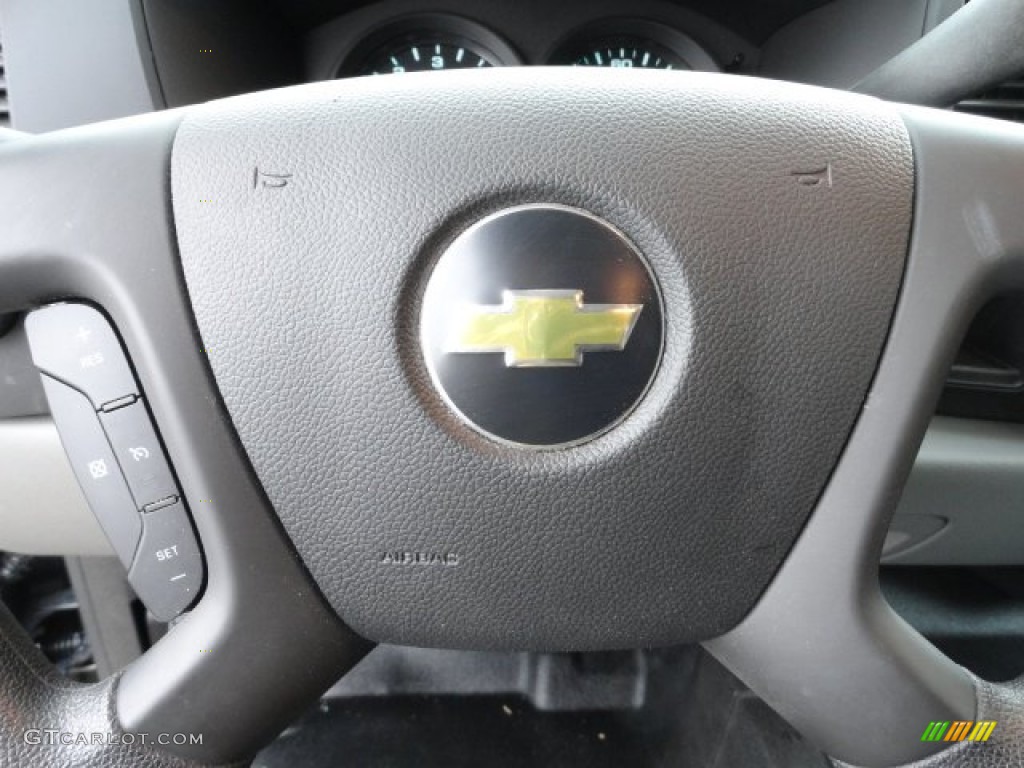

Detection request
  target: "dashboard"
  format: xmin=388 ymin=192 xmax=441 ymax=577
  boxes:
xmin=0 ymin=0 xmax=965 ymax=133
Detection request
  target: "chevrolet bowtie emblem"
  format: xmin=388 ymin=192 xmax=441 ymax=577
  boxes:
xmin=421 ymin=205 xmax=662 ymax=446
xmin=448 ymin=290 xmax=643 ymax=367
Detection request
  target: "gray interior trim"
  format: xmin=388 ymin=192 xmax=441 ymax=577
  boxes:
xmin=0 ymin=417 xmax=111 ymax=556
xmin=758 ymin=0 xmax=930 ymax=89
xmin=0 ymin=316 xmax=47 ymax=418
xmin=0 ymin=0 xmax=158 ymax=132
xmin=708 ymin=108 xmax=1024 ymax=766
xmin=923 ymin=0 xmax=967 ymax=34
xmin=855 ymin=0 xmax=1024 ymax=106
xmin=886 ymin=416 xmax=1024 ymax=565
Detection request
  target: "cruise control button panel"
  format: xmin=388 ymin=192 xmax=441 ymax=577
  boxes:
xmin=25 ymin=304 xmax=139 ymax=409
xmin=26 ymin=303 xmax=204 ymax=620
xmin=128 ymin=502 xmax=203 ymax=622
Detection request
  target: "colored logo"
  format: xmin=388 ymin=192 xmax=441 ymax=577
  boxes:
xmin=921 ymin=721 xmax=997 ymax=743
xmin=448 ymin=289 xmax=642 ymax=368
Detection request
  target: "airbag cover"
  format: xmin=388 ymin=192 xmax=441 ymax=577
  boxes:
xmin=171 ymin=70 xmax=912 ymax=649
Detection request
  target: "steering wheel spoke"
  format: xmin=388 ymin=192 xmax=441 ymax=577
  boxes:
xmin=0 ymin=112 xmax=368 ymax=764
xmin=709 ymin=106 xmax=1024 ymax=766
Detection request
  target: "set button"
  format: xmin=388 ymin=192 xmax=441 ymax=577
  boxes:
xmin=128 ymin=501 xmax=203 ymax=622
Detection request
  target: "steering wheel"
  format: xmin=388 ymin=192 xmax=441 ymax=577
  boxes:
xmin=1 ymin=67 xmax=1022 ymax=768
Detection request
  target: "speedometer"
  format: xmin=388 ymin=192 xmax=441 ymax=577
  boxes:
xmin=568 ymin=38 xmax=686 ymax=70
xmin=549 ymin=20 xmax=719 ymax=73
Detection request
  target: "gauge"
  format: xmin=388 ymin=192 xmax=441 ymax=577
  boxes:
xmin=341 ymin=16 xmax=521 ymax=78
xmin=569 ymin=38 xmax=686 ymax=70
xmin=549 ymin=20 xmax=719 ymax=73
xmin=360 ymin=39 xmax=497 ymax=75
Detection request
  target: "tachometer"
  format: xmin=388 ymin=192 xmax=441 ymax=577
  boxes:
xmin=341 ymin=17 xmax=521 ymax=78
xmin=360 ymin=39 xmax=498 ymax=75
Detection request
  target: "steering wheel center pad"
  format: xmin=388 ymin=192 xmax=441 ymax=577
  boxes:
xmin=172 ymin=69 xmax=913 ymax=650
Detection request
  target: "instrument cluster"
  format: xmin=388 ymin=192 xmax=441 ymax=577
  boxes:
xmin=336 ymin=15 xmax=720 ymax=77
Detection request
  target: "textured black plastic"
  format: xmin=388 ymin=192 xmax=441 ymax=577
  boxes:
xmin=172 ymin=69 xmax=914 ymax=650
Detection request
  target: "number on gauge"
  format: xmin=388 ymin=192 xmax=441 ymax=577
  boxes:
xmin=567 ymin=39 xmax=687 ymax=70
xmin=361 ymin=42 xmax=496 ymax=75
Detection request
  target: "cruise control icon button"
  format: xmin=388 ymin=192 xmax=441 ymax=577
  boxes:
xmin=100 ymin=400 xmax=178 ymax=510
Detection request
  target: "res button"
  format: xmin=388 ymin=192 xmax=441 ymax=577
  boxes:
xmin=25 ymin=304 xmax=139 ymax=409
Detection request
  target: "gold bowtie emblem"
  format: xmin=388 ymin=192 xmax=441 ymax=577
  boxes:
xmin=448 ymin=290 xmax=643 ymax=367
